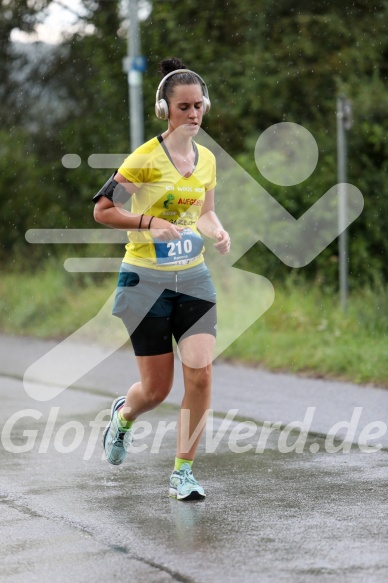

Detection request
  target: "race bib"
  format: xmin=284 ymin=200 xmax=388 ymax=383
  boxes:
xmin=154 ymin=228 xmax=204 ymax=265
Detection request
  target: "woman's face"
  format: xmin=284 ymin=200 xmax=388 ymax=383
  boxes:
xmin=167 ymin=83 xmax=204 ymax=136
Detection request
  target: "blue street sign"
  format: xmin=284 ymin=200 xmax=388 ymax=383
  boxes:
xmin=130 ymin=56 xmax=147 ymax=72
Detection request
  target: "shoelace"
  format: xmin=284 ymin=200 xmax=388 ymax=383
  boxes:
xmin=113 ymin=430 xmax=126 ymax=446
xmin=179 ymin=469 xmax=198 ymax=485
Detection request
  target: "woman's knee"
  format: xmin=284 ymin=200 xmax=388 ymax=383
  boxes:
xmin=142 ymin=382 xmax=172 ymax=407
xmin=184 ymin=365 xmax=212 ymax=394
xmin=136 ymin=353 xmax=174 ymax=407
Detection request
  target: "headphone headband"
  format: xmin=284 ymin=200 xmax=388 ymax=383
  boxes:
xmin=155 ymin=68 xmax=211 ymax=120
xmin=156 ymin=69 xmax=209 ymax=101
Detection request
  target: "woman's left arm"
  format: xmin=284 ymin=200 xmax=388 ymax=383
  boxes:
xmin=196 ymin=189 xmax=230 ymax=255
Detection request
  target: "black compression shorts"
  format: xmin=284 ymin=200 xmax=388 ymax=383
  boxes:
xmin=112 ymin=263 xmax=217 ymax=356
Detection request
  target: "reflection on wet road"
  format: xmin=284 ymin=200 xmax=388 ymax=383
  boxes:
xmin=1 ymin=376 xmax=388 ymax=582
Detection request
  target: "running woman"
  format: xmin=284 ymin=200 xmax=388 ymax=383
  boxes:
xmin=93 ymin=57 xmax=230 ymax=500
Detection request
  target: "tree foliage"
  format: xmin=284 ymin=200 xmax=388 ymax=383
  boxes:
xmin=142 ymin=0 xmax=388 ymax=286
xmin=1 ymin=0 xmax=388 ymax=286
xmin=0 ymin=0 xmax=51 ymax=127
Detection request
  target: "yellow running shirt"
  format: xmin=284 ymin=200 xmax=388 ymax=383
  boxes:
xmin=117 ymin=135 xmax=216 ymax=271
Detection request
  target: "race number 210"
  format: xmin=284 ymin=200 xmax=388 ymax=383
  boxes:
xmin=167 ymin=239 xmax=193 ymax=257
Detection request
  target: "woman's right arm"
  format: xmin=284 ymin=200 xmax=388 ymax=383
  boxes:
xmin=93 ymin=172 xmax=184 ymax=239
xmin=93 ymin=172 xmax=142 ymax=230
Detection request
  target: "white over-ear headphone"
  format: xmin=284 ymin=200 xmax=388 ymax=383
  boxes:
xmin=155 ymin=68 xmax=211 ymax=120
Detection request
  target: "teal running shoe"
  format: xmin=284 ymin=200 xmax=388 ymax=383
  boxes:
xmin=169 ymin=463 xmax=206 ymax=501
xmin=103 ymin=396 xmax=133 ymax=465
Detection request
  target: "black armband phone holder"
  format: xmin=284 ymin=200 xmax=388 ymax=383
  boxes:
xmin=92 ymin=172 xmax=131 ymax=204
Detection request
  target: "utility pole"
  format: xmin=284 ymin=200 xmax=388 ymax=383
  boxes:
xmin=123 ymin=0 xmax=146 ymax=151
xmin=336 ymin=95 xmax=352 ymax=311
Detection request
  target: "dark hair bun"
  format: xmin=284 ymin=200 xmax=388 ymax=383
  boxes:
xmin=159 ymin=57 xmax=187 ymax=77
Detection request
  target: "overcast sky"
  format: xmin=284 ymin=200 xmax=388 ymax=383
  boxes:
xmin=11 ymin=0 xmax=152 ymax=45
xmin=11 ymin=0 xmax=88 ymax=44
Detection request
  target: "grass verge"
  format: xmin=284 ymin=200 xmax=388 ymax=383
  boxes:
xmin=222 ymin=281 xmax=388 ymax=387
xmin=0 ymin=265 xmax=387 ymax=387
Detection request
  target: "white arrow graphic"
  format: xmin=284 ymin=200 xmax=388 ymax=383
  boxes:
xmin=23 ymin=124 xmax=363 ymax=401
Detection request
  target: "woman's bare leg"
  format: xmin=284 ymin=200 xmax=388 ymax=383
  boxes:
xmin=176 ymin=333 xmax=215 ymax=460
xmin=120 ymin=352 xmax=174 ymax=420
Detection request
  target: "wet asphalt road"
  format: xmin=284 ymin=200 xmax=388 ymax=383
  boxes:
xmin=1 ymin=335 xmax=388 ymax=582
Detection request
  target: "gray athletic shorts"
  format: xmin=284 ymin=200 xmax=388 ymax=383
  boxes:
xmin=112 ymin=262 xmax=217 ymax=356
